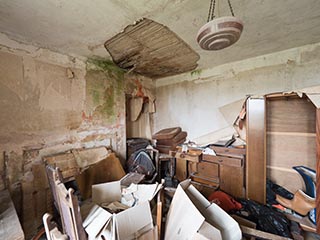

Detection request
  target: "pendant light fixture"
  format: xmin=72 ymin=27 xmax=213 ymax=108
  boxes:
xmin=197 ymin=0 xmax=243 ymax=51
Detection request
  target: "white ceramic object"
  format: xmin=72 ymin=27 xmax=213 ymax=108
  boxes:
xmin=197 ymin=16 xmax=243 ymax=50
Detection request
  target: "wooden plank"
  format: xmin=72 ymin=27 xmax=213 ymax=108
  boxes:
xmin=240 ymin=225 xmax=292 ymax=240
xmin=44 ymin=152 xmax=79 ymax=181
xmin=246 ymin=97 xmax=266 ymax=204
xmin=316 ymin=108 xmax=320 ymax=234
xmin=267 ymin=96 xmax=316 ymax=133
xmin=0 ymin=190 xmax=24 ymax=240
xmin=231 ymin=215 xmax=256 ymax=229
xmin=156 ymin=189 xmax=163 ymax=240
xmin=265 ymin=92 xmax=297 ymax=99
xmin=285 ymin=213 xmax=317 ymax=233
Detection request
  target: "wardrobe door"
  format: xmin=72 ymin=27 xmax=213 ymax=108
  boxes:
xmin=246 ymin=97 xmax=266 ymax=204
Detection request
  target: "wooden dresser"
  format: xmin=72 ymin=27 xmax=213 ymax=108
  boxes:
xmin=175 ymin=146 xmax=246 ymax=198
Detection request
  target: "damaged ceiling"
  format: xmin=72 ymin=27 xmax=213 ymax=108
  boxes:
xmin=105 ymin=18 xmax=200 ymax=78
xmin=1 ymin=0 xmax=320 ymax=75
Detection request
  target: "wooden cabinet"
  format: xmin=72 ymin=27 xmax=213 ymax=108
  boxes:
xmin=175 ymin=146 xmax=246 ymax=198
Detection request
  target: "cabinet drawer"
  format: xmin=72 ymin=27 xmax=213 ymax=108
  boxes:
xmin=202 ymin=155 xmax=243 ymax=168
xmin=210 ymin=146 xmax=246 ymax=158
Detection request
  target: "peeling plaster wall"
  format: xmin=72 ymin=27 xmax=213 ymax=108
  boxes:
xmin=155 ymin=42 xmax=320 ymax=144
xmin=0 ymin=35 xmax=155 ymax=238
xmin=0 ymin=48 xmax=88 ymax=238
xmin=0 ymin=52 xmax=85 ymax=146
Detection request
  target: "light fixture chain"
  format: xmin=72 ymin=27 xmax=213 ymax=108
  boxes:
xmin=227 ymin=0 xmax=235 ymax=16
xmin=207 ymin=0 xmax=216 ymax=22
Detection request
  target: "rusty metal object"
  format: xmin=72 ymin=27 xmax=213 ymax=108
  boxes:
xmin=197 ymin=16 xmax=243 ymax=51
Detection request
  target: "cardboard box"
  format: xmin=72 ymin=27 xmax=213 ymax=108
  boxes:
xmin=83 ymin=181 xmax=160 ymax=240
xmin=165 ymin=180 xmax=242 ymax=240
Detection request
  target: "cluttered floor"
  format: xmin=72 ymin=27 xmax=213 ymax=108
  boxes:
xmin=14 ymin=126 xmax=314 ymax=240
xmin=1 ymin=124 xmax=319 ymax=240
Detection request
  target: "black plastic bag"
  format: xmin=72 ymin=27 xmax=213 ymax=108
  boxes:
xmin=266 ymin=179 xmax=293 ymax=205
xmin=238 ymin=198 xmax=292 ymax=238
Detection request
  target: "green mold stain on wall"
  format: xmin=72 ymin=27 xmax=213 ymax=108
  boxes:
xmin=102 ymin=86 xmax=115 ymax=117
xmin=86 ymin=58 xmax=126 ymax=122
xmin=92 ymin=90 xmax=100 ymax=105
xmin=87 ymin=58 xmax=125 ymax=93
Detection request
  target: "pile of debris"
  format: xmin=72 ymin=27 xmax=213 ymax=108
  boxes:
xmin=38 ymin=126 xmax=318 ymax=240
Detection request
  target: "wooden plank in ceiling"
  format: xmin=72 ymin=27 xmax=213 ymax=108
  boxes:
xmin=105 ymin=18 xmax=200 ymax=79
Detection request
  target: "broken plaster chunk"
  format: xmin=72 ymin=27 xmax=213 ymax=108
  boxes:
xmin=66 ymin=68 xmax=74 ymax=79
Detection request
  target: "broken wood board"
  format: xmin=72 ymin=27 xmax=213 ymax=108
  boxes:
xmin=44 ymin=152 xmax=79 ymax=181
xmin=0 ymin=189 xmax=24 ymax=240
xmin=43 ymin=147 xmax=110 ymax=181
xmin=105 ymin=18 xmax=200 ymax=79
xmin=76 ymin=153 xmax=125 ymax=199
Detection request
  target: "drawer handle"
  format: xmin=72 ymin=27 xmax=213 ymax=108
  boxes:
xmin=218 ymin=159 xmax=223 ymax=163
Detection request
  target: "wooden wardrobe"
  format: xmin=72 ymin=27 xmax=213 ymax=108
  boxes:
xmin=246 ymin=93 xmax=320 ymax=233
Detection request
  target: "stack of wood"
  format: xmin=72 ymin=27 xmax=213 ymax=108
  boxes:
xmin=152 ymin=127 xmax=187 ymax=154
